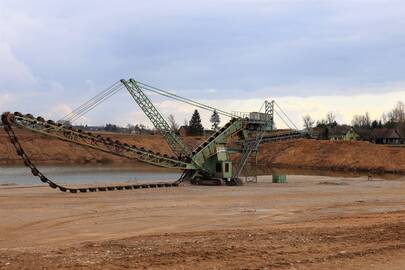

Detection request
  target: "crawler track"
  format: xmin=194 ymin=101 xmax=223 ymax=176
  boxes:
xmin=1 ymin=112 xmax=180 ymax=193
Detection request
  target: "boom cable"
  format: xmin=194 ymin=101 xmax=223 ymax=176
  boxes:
xmin=136 ymin=81 xmax=234 ymax=118
xmin=61 ymin=82 xmax=119 ymax=120
xmin=274 ymin=101 xmax=298 ymax=130
xmin=68 ymin=85 xmax=124 ymax=123
xmin=274 ymin=111 xmax=293 ymax=130
xmin=60 ymin=82 xmax=123 ymax=123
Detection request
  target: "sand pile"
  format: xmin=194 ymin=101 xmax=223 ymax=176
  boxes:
xmin=258 ymin=139 xmax=405 ymax=173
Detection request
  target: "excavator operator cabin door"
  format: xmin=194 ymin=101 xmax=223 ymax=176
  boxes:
xmin=216 ymin=161 xmax=232 ymax=179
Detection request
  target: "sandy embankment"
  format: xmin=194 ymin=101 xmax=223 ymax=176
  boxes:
xmin=2 ymin=129 xmax=405 ymax=173
xmin=258 ymin=139 xmax=405 ymax=174
xmin=0 ymin=129 xmax=203 ymax=165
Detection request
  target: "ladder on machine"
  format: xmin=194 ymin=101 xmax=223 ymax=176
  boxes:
xmin=235 ymin=131 xmax=264 ymax=183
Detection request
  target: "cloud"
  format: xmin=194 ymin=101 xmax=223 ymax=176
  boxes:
xmin=0 ymin=94 xmax=12 ymax=109
xmin=0 ymin=0 xmax=404 ymax=126
xmin=0 ymin=42 xmax=38 ymax=88
xmin=46 ymin=104 xmax=72 ymax=120
xmin=2 ymin=0 xmax=405 ymax=93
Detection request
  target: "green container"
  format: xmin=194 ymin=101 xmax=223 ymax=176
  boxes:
xmin=272 ymin=175 xmax=287 ymax=183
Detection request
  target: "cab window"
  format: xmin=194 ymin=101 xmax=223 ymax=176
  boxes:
xmin=225 ymin=163 xmax=229 ymax=173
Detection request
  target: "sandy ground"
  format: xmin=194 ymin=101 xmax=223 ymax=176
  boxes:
xmin=0 ymin=175 xmax=405 ymax=269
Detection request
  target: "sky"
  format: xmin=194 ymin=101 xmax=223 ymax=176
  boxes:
xmin=0 ymin=0 xmax=405 ymax=129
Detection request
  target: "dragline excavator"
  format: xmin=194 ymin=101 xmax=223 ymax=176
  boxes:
xmin=2 ymin=78 xmax=305 ymax=193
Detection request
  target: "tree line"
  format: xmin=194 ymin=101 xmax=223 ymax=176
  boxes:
xmin=302 ymin=101 xmax=405 ymax=131
xmin=70 ymin=109 xmax=221 ymax=136
xmin=168 ymin=109 xmax=221 ymax=136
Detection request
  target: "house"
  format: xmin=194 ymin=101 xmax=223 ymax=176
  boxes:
xmin=396 ymin=125 xmax=405 ymax=144
xmin=344 ymin=128 xmax=360 ymax=141
xmin=371 ymin=128 xmax=401 ymax=144
xmin=329 ymin=125 xmax=359 ymax=141
xmin=354 ymin=128 xmax=373 ymax=142
xmin=311 ymin=126 xmax=328 ymax=140
xmin=177 ymin=125 xmax=190 ymax=136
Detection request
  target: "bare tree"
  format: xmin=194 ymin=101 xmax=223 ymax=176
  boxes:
xmin=364 ymin=112 xmax=371 ymax=127
xmin=126 ymin=123 xmax=136 ymax=133
xmin=352 ymin=115 xmax=363 ymax=127
xmin=326 ymin=112 xmax=336 ymax=125
xmin=351 ymin=112 xmax=371 ymax=128
xmin=390 ymin=101 xmax=405 ymax=123
xmin=381 ymin=112 xmax=389 ymax=124
xmin=302 ymin=115 xmax=315 ymax=130
xmin=167 ymin=114 xmax=179 ymax=132
xmin=316 ymin=119 xmax=328 ymax=127
xmin=210 ymin=110 xmax=221 ymax=131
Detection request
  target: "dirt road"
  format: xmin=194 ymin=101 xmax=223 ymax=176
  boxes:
xmin=0 ymin=175 xmax=404 ymax=269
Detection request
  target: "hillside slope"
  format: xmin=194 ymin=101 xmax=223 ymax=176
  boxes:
xmin=259 ymin=139 xmax=405 ymax=173
xmin=1 ymin=129 xmax=405 ymax=173
xmin=0 ymin=129 xmax=203 ymax=165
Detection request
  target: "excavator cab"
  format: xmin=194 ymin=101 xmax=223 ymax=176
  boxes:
xmin=215 ymin=161 xmax=232 ymax=179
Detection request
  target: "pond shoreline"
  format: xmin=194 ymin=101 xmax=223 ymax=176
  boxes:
xmin=1 ymin=164 xmax=404 ymax=187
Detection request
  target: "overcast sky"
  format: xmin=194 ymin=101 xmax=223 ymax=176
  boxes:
xmin=1 ymin=0 xmax=404 ymax=128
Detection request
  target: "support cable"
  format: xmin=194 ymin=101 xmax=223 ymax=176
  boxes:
xmin=274 ymin=102 xmax=298 ymax=130
xmin=274 ymin=110 xmax=293 ymax=130
xmin=60 ymin=82 xmax=123 ymax=123
xmin=61 ymin=82 xmax=120 ymax=120
xmin=68 ymin=85 xmax=124 ymax=123
xmin=137 ymin=82 xmax=234 ymax=118
xmin=258 ymin=101 xmax=265 ymax=113
xmin=66 ymin=84 xmax=122 ymax=122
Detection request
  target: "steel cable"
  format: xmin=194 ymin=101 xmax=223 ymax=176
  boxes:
xmin=66 ymin=84 xmax=122 ymax=122
xmin=61 ymin=82 xmax=119 ymax=120
xmin=274 ymin=101 xmax=298 ymax=130
xmin=60 ymin=82 xmax=123 ymax=123
xmin=274 ymin=110 xmax=293 ymax=130
xmin=67 ymin=85 xmax=124 ymax=123
xmin=136 ymin=82 xmax=234 ymax=118
xmin=60 ymin=82 xmax=120 ymax=120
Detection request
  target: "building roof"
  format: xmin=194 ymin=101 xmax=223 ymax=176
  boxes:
xmin=371 ymin=128 xmax=400 ymax=139
xmin=328 ymin=125 xmax=352 ymax=137
xmin=396 ymin=124 xmax=405 ymax=139
xmin=178 ymin=125 xmax=189 ymax=131
xmin=354 ymin=128 xmax=372 ymax=141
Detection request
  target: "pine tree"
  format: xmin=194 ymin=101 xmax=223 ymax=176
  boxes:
xmin=210 ymin=110 xmax=220 ymax=131
xmin=189 ymin=110 xmax=204 ymax=136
